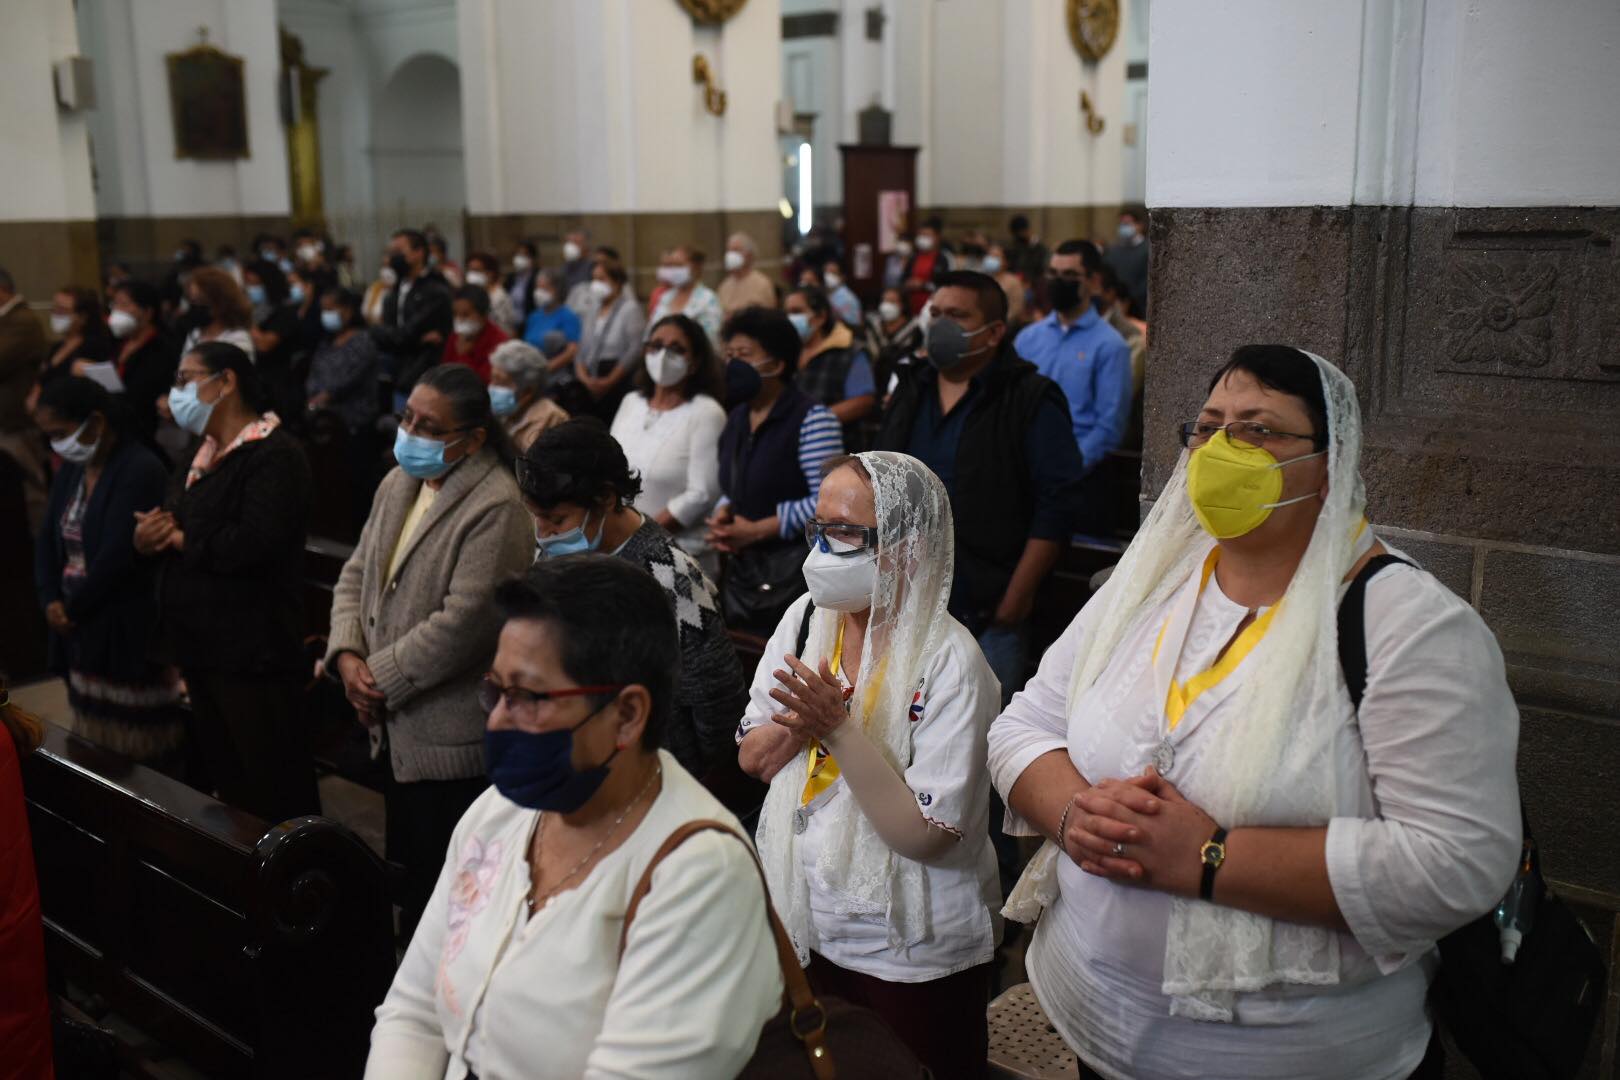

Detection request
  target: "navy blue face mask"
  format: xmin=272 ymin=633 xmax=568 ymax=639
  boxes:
xmin=484 ymin=704 xmax=620 ymax=812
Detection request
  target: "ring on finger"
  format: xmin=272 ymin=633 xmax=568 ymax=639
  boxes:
xmin=1112 ymin=842 xmax=1125 ymax=857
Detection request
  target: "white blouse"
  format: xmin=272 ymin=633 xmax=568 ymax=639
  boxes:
xmin=987 ymin=539 xmax=1521 ymax=1080
xmin=366 ymin=752 xmax=783 ymax=1080
xmin=611 ymin=392 xmax=726 ymax=557
xmin=738 ymin=594 xmax=1003 ymax=983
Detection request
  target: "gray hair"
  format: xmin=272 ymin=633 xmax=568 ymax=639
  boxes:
xmin=489 ymin=339 xmax=550 ymax=391
xmin=726 ymin=232 xmax=757 ymax=257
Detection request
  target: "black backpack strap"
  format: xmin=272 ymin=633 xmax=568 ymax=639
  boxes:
xmin=1338 ymin=554 xmax=1414 ymax=711
xmin=794 ymin=598 xmax=817 ymax=659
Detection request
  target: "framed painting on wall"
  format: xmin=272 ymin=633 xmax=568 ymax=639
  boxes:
xmin=166 ymin=38 xmax=249 ymax=160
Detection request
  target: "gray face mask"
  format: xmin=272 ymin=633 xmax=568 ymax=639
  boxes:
xmin=924 ymin=317 xmax=997 ymax=372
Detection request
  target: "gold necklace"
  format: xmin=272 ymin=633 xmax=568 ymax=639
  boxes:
xmin=525 ymin=762 xmax=662 ymax=914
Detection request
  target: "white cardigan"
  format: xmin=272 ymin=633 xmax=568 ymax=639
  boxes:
xmin=366 ymin=752 xmax=783 ymax=1080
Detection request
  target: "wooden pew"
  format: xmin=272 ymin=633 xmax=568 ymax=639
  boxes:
xmin=23 ymin=724 xmax=394 ymax=1079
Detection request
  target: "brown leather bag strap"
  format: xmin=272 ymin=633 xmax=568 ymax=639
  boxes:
xmin=618 ymin=819 xmax=836 ymax=1080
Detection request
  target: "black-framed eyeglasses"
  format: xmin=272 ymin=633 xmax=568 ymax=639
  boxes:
xmin=1179 ymin=420 xmax=1322 ymax=450
xmin=477 ymin=674 xmax=624 ymax=717
xmin=171 ymin=370 xmax=220 ymax=391
xmin=805 ymin=519 xmax=879 ymax=555
xmin=396 ymin=408 xmax=471 ymax=440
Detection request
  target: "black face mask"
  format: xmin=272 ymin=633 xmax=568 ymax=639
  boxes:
xmin=725 ymin=358 xmax=764 ymax=408
xmin=1047 ymin=276 xmax=1083 ymax=313
xmin=388 ymin=254 xmax=411 ymax=281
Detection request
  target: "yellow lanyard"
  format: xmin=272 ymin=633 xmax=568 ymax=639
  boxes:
xmin=800 ymin=619 xmax=850 ymax=806
xmin=1151 ymin=550 xmax=1281 ymax=732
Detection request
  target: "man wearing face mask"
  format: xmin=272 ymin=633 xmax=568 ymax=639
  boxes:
xmin=558 ymin=228 xmax=594 ymax=298
xmin=1014 ymin=240 xmax=1133 ymax=504
xmin=372 ymin=228 xmax=454 ymax=404
xmin=875 ymin=270 xmax=1083 ymax=705
xmin=718 ymin=231 xmax=777 ymax=317
xmin=1103 ymin=208 xmax=1150 ymax=318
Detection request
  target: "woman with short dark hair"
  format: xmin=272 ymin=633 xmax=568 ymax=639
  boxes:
xmin=610 ymin=313 xmax=726 ymax=573
xmin=306 ymin=286 xmax=380 ymax=436
xmin=135 ymin=342 xmax=317 ymax=821
xmin=366 ymin=554 xmax=782 ymax=1079
xmin=32 ymin=376 xmax=180 ymax=766
xmin=326 ymin=363 xmax=533 ymax=939
xmin=518 ymin=419 xmax=749 ymax=800
xmin=785 ymin=284 xmax=877 ymax=445
xmin=41 ymin=286 xmax=113 ymax=387
xmin=707 ymin=305 xmax=844 ymax=633
xmin=108 ymin=280 xmax=178 ymax=453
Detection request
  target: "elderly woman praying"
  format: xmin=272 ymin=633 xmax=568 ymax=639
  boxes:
xmin=736 ymin=450 xmax=1002 ymax=1080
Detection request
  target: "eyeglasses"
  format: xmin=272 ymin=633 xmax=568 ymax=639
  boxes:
xmin=396 ymin=408 xmax=470 ymax=440
xmin=805 ymin=519 xmax=879 ymax=555
xmin=477 ymin=675 xmax=624 ymax=717
xmin=171 ymin=370 xmax=219 ymax=390
xmin=1179 ymin=420 xmax=1321 ymax=450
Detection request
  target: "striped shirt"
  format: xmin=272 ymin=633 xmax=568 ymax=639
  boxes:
xmin=777 ymin=404 xmax=843 ymax=538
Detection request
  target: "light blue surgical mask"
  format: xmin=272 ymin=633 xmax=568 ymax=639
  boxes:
xmin=1118 ymin=221 xmax=1138 ymax=241
xmin=393 ymin=427 xmax=465 ymax=480
xmin=788 ymin=312 xmax=813 ymax=341
xmin=168 ymin=373 xmax=223 ymax=436
xmin=288 ymin=283 xmax=306 ymax=304
xmin=320 ymin=309 xmax=343 ymax=333
xmin=246 ymin=283 xmax=266 ymax=305
xmin=535 ymin=507 xmax=604 ymax=559
xmin=489 ymin=385 xmax=518 ymax=417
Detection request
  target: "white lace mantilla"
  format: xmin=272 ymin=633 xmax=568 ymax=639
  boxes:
xmin=1006 ymin=350 xmax=1368 ymax=1021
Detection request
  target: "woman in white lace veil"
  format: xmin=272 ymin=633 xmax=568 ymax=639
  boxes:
xmin=735 ymin=450 xmax=1005 ymax=1079
xmin=987 ymin=346 xmax=1521 ymax=1080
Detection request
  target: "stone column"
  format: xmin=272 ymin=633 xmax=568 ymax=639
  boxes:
xmin=458 ymin=0 xmax=784 ymax=293
xmin=0 ymin=0 xmax=98 ymax=297
xmin=75 ymin=0 xmax=291 ymax=273
xmin=1146 ymin=3 xmax=1620 ymax=1067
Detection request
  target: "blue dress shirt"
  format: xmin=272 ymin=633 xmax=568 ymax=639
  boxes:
xmin=1013 ymin=308 xmax=1132 ymax=470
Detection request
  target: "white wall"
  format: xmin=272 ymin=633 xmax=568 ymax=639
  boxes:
xmin=77 ymin=0 xmax=290 ymax=219
xmin=459 ymin=0 xmax=781 ymax=215
xmin=0 ymin=0 xmax=95 ymax=223
xmin=839 ymin=0 xmax=1127 ymax=211
xmin=1148 ymin=0 xmax=1620 ymax=209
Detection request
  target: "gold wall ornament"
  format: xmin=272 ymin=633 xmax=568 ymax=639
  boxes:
xmin=1080 ymin=90 xmax=1105 ymax=135
xmin=280 ymin=27 xmax=328 ymax=226
xmin=1067 ymin=0 xmax=1120 ymax=63
xmin=166 ymin=27 xmax=249 ymax=159
xmin=693 ymin=54 xmax=727 ymax=117
xmin=678 ymin=0 xmax=749 ymax=25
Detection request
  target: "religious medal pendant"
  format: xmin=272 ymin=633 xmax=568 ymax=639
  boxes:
xmin=1153 ymin=737 xmax=1175 ymax=776
xmin=792 ymin=807 xmax=809 ymax=835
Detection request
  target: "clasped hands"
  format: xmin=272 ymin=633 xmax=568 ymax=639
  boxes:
xmin=704 ymin=506 xmax=774 ymax=554
xmin=133 ymin=508 xmax=185 ymax=555
xmin=738 ymin=654 xmax=846 ymax=782
xmin=1058 ymin=767 xmax=1220 ymax=900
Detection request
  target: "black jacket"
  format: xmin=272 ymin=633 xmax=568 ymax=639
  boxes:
xmin=875 ymin=348 xmax=1081 ymax=630
xmin=159 ymin=427 xmax=311 ymax=677
xmin=119 ymin=331 xmax=180 ymax=454
xmin=34 ymin=440 xmax=169 ymax=681
xmin=372 ymin=271 xmax=453 ymax=393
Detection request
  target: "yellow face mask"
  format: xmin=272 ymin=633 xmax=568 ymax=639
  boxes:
xmin=1185 ymin=431 xmax=1325 ymax=539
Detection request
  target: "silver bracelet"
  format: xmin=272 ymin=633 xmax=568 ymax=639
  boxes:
xmin=1056 ymin=799 xmax=1075 ymax=848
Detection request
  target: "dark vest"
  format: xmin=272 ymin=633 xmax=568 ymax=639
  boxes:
xmin=877 ymin=350 xmax=1065 ymax=620
xmin=794 ymin=346 xmax=856 ymax=409
xmin=718 ymin=386 xmax=817 ymax=524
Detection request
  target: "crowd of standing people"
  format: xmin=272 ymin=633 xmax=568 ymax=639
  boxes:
xmin=3 ymin=207 xmax=1531 ymax=1079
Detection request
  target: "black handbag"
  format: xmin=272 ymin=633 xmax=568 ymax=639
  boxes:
xmin=1341 ymin=556 xmax=1607 ymax=1080
xmin=722 ymin=540 xmax=809 ymax=635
